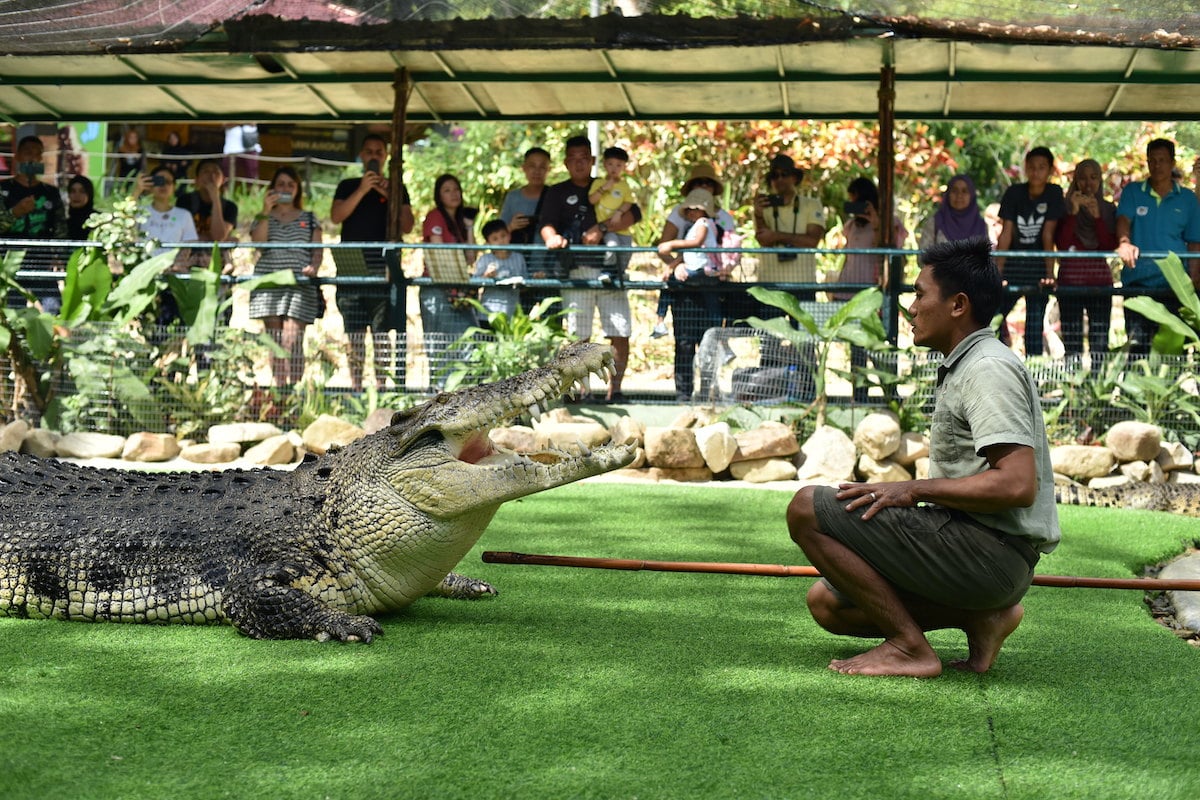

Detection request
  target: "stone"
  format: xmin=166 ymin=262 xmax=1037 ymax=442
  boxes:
xmin=56 ymin=432 xmax=127 ymax=459
xmin=1168 ymin=470 xmax=1200 ymax=484
xmin=732 ymin=421 xmax=799 ymax=462
xmin=0 ymin=419 xmax=31 ymax=452
xmin=1156 ymin=441 xmax=1195 ymax=472
xmin=853 ymin=412 xmax=902 ymax=461
xmin=207 ymin=422 xmax=284 ymax=445
xmin=1160 ymin=553 xmax=1200 ymax=634
xmin=121 ymin=432 xmax=181 ymax=463
xmin=1105 ymin=421 xmax=1162 ymax=463
xmin=730 ymin=458 xmax=798 ymax=483
xmin=609 ymin=415 xmax=645 ymax=448
xmin=892 ymin=432 xmax=929 ymax=467
xmin=668 ymin=408 xmax=700 ymax=429
xmin=536 ymin=421 xmax=611 ymax=451
xmin=1087 ymin=474 xmax=1133 ymax=489
xmin=1119 ymin=459 xmax=1166 ymax=484
xmin=693 ymin=422 xmax=737 ymax=474
xmin=20 ymin=428 xmax=59 ymax=458
xmin=644 ymin=427 xmax=706 ymax=469
xmin=1050 ymin=445 xmax=1116 ymax=480
xmin=856 ymin=454 xmax=912 ymax=483
xmin=611 ymin=466 xmax=656 ymax=481
xmin=644 ymin=466 xmax=713 ymax=483
xmin=490 ymin=425 xmax=541 ymax=454
xmin=795 ymin=426 xmax=857 ymax=483
xmin=363 ymin=408 xmax=396 ymax=435
xmin=913 ymin=456 xmax=930 ymax=480
xmin=301 ymin=415 xmax=366 ymax=455
xmin=180 ymin=442 xmax=242 ymax=464
xmin=244 ymin=434 xmax=295 ymax=466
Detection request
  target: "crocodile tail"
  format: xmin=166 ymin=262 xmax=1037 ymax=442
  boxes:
xmin=1053 ymin=482 xmax=1120 ymax=508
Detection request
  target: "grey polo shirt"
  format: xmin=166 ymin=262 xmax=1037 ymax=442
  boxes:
xmin=930 ymin=327 xmax=1061 ymax=552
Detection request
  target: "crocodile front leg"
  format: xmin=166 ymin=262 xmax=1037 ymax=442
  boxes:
xmin=222 ymin=562 xmax=383 ymax=642
xmin=427 ymin=571 xmax=498 ymax=600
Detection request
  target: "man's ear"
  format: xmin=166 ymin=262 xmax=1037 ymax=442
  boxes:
xmin=950 ymin=291 xmax=972 ymax=320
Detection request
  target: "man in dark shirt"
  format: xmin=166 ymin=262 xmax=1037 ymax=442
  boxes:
xmin=1 ymin=135 xmax=67 ymax=310
xmin=175 ymin=159 xmax=238 ymax=273
xmin=540 ymin=134 xmax=637 ymax=402
xmin=330 ymin=133 xmax=414 ymax=390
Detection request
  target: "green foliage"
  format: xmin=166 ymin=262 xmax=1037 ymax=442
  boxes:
xmin=1123 ymin=252 xmax=1200 ymax=355
xmin=1040 ymin=354 xmax=1129 ymax=442
xmin=443 ymin=296 xmax=572 ymax=391
xmin=155 ymin=328 xmax=282 ymax=440
xmin=743 ymin=286 xmax=890 ymax=426
xmin=83 ymin=194 xmax=155 ymax=273
xmin=53 ymin=325 xmax=165 ymax=435
xmin=1109 ymin=357 xmax=1200 ymax=436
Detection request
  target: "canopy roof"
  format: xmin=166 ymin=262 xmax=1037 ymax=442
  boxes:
xmin=4 ymin=1 xmax=1200 ymax=124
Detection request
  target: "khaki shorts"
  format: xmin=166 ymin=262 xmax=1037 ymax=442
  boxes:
xmin=563 ymin=267 xmax=632 ymax=339
xmin=811 ymin=485 xmax=1037 ymax=610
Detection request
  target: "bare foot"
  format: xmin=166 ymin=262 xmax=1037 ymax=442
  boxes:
xmin=829 ymin=639 xmax=943 ymax=678
xmin=950 ymin=604 xmax=1024 ymax=673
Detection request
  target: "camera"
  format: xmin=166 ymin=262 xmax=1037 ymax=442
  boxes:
xmin=843 ymin=200 xmax=871 ymax=218
xmin=276 ymin=192 xmax=293 ymax=204
xmin=17 ymin=162 xmax=44 ymax=177
xmin=776 ymin=249 xmax=797 ymax=262
xmin=523 ymin=214 xmax=539 ymax=228
xmin=766 ymin=193 xmax=786 ymax=207
xmin=365 ymin=158 xmax=382 ymax=175
xmin=151 ymin=175 xmax=167 ymax=187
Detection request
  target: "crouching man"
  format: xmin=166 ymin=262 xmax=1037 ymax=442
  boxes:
xmin=786 ymin=236 xmax=1060 ymax=677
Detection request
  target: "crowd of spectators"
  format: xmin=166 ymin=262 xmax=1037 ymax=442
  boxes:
xmin=4 ymin=129 xmax=1200 ymax=396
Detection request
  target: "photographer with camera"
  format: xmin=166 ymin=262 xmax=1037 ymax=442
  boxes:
xmin=752 ymin=153 xmax=827 ymax=301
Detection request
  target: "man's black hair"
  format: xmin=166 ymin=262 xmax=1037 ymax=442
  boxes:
xmin=361 ymin=133 xmax=388 ymax=149
xmin=16 ymin=135 xmax=41 ymax=151
xmin=921 ymin=236 xmax=1003 ymax=327
xmin=481 ymin=218 xmax=508 ymax=240
xmin=1147 ymin=137 xmax=1176 ymax=160
xmin=1025 ymin=145 xmax=1054 ymax=165
xmin=565 ymin=134 xmax=591 ymax=151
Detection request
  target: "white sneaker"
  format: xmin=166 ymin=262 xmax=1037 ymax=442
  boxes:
xmin=651 ymin=323 xmax=668 ymax=339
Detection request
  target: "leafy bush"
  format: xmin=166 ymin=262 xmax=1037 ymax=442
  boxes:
xmin=443 ymin=297 xmax=571 ymax=391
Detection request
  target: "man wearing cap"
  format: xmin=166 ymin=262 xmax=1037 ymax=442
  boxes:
xmin=752 ymin=153 xmax=827 ymax=299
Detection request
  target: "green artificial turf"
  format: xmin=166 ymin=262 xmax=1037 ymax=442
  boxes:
xmin=2 ymin=484 xmax=1199 ymax=800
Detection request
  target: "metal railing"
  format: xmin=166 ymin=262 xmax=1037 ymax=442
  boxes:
xmin=3 ymin=238 xmax=1198 ymax=437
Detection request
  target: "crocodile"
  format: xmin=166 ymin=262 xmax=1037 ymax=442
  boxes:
xmin=0 ymin=342 xmax=635 ymax=641
xmin=1055 ymin=481 xmax=1200 ymax=516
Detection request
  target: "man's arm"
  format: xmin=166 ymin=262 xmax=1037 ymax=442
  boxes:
xmin=994 ymin=219 xmax=1014 ymax=273
xmin=847 ymin=444 xmax=1037 ymax=521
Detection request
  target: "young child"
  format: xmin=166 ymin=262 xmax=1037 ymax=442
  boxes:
xmin=588 ymin=145 xmax=635 ymax=283
xmin=472 ymin=219 xmax=528 ymax=323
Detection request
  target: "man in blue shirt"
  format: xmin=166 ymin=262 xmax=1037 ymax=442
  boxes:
xmin=1115 ymin=137 xmax=1200 ymax=354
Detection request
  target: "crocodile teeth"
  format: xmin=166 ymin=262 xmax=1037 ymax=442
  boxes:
xmin=527 ymin=403 xmax=541 ymax=421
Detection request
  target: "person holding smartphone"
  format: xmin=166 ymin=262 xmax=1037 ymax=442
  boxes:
xmin=250 ymin=166 xmax=323 ymax=387
xmin=1055 ymin=158 xmax=1117 ymax=361
xmin=133 ymin=166 xmax=198 ymax=267
xmin=330 ymin=133 xmax=414 ymax=390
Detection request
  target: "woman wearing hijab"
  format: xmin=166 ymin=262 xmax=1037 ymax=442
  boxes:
xmin=65 ymin=175 xmax=95 ymax=241
xmin=1054 ymin=158 xmax=1117 ymax=359
xmin=918 ymin=174 xmax=989 ymax=248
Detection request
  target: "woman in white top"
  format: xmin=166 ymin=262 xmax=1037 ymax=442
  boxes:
xmin=133 ymin=166 xmax=198 ymax=267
